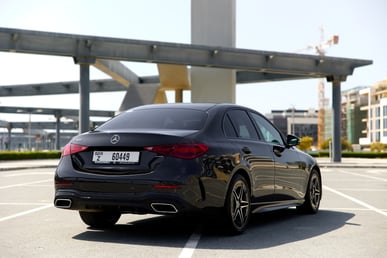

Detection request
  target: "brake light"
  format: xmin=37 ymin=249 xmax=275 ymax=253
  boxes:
xmin=62 ymin=143 xmax=88 ymax=157
xmin=144 ymin=143 xmax=209 ymax=159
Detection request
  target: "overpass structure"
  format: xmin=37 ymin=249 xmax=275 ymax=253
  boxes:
xmin=0 ymin=26 xmax=372 ymax=161
xmin=0 ymin=106 xmax=113 ymax=150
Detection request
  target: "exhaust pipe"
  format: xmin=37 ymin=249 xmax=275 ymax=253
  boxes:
xmin=151 ymin=203 xmax=178 ymax=214
xmin=55 ymin=198 xmax=72 ymax=208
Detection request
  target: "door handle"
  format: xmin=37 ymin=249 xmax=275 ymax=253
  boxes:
xmin=273 ymin=146 xmax=284 ymax=157
xmin=242 ymin=147 xmax=251 ymax=154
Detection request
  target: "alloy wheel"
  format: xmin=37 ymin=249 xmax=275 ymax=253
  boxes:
xmin=226 ymin=175 xmax=251 ymax=233
xmin=309 ymin=173 xmax=321 ymax=210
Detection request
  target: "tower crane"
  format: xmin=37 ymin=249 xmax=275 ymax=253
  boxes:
xmin=299 ymin=27 xmax=339 ymax=149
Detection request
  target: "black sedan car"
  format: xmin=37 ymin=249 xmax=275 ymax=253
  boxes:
xmin=54 ymin=103 xmax=321 ymax=234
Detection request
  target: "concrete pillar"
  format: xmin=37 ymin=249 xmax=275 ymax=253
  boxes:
xmin=191 ymin=0 xmax=236 ymax=103
xmin=175 ymin=89 xmax=183 ymax=103
xmin=329 ymin=76 xmax=345 ymax=162
xmin=55 ymin=113 xmax=61 ymax=150
xmin=79 ymin=64 xmax=90 ymax=133
xmin=74 ymin=57 xmax=95 ymax=134
xmin=6 ymin=124 xmax=12 ymax=151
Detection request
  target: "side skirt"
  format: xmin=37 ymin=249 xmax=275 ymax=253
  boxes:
xmin=251 ymin=199 xmax=304 ymax=214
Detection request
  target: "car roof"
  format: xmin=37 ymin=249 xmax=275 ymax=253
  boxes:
xmin=129 ymin=103 xmax=250 ymax=112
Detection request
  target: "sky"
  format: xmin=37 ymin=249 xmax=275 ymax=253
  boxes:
xmin=0 ymin=0 xmax=386 ymax=123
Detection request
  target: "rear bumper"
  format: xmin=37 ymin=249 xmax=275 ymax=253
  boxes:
xmin=54 ymin=189 xmax=198 ymax=215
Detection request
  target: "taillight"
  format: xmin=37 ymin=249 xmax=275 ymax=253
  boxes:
xmin=62 ymin=143 xmax=88 ymax=157
xmin=144 ymin=143 xmax=209 ymax=159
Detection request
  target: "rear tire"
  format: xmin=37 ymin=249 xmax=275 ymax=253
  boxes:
xmin=224 ymin=174 xmax=251 ymax=234
xmin=79 ymin=211 xmax=121 ymax=228
xmin=297 ymin=169 xmax=322 ymax=214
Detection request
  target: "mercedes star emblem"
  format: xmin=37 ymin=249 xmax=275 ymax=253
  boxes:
xmin=110 ymin=134 xmax=120 ymax=144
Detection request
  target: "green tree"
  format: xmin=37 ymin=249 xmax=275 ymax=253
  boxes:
xmin=298 ymin=136 xmax=314 ymax=151
xmin=320 ymin=137 xmax=353 ymax=151
xmin=370 ymin=142 xmax=385 ymax=152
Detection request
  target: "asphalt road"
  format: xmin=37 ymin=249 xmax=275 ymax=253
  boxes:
xmin=1 ymin=166 xmax=386 ymax=258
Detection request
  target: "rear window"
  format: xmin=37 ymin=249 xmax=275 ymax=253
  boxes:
xmin=96 ymin=108 xmax=207 ymax=131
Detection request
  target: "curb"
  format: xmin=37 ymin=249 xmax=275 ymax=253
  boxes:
xmin=317 ymin=164 xmax=387 ymax=169
xmin=316 ymin=158 xmax=387 ymax=168
xmin=0 ymin=165 xmax=58 ymax=172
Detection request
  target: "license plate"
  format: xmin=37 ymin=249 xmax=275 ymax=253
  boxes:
xmin=92 ymin=151 xmax=140 ymax=164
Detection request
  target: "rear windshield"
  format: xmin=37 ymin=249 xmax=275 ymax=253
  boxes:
xmin=96 ymin=108 xmax=207 ymax=131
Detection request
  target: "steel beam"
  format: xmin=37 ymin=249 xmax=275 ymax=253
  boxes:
xmin=93 ymin=59 xmax=139 ymax=87
xmin=119 ymin=84 xmax=161 ymax=111
xmin=0 ymin=106 xmax=114 ymax=118
xmin=0 ymin=72 xmax=312 ymax=98
xmin=0 ymin=28 xmax=372 ymax=77
xmin=236 ymin=71 xmax=310 ymax=83
xmin=6 ymin=121 xmax=77 ymax=130
xmin=0 ymin=79 xmax=125 ymax=97
xmin=157 ymin=64 xmax=190 ymax=90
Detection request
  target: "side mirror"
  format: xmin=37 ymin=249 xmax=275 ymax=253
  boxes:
xmin=286 ymin=134 xmax=300 ymax=147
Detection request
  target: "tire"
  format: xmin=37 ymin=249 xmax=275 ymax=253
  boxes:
xmin=297 ymin=169 xmax=322 ymax=214
xmin=224 ymin=174 xmax=251 ymax=234
xmin=79 ymin=211 xmax=121 ymax=228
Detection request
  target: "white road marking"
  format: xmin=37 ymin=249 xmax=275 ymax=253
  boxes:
xmin=0 ymin=204 xmax=53 ymax=222
xmin=333 ymin=188 xmax=387 ymax=192
xmin=297 ymin=206 xmax=387 ymax=212
xmin=178 ymin=228 xmax=202 ymax=258
xmin=323 ymin=185 xmax=387 ymax=218
xmin=321 ymin=207 xmax=377 ymax=211
xmin=0 ymin=179 xmax=52 ymax=190
xmin=0 ymin=202 xmax=52 ymax=206
xmin=336 ymin=169 xmax=387 ymax=182
xmin=366 ymin=169 xmax=387 ymax=175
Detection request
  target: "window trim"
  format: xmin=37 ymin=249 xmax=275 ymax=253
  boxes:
xmin=247 ymin=111 xmax=286 ymax=146
xmin=222 ymin=109 xmax=260 ymax=140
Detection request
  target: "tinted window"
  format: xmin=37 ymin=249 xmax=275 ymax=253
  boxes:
xmin=223 ymin=115 xmax=237 ymax=137
xmin=97 ymin=109 xmax=207 ymax=130
xmin=226 ymin=110 xmax=258 ymax=139
xmin=249 ymin=112 xmax=284 ymax=145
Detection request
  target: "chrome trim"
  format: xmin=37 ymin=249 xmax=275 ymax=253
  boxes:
xmin=150 ymin=203 xmax=178 ymax=214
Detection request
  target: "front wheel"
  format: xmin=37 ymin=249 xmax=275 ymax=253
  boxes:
xmin=224 ymin=174 xmax=251 ymax=234
xmin=79 ymin=211 xmax=121 ymax=228
xmin=297 ymin=169 xmax=322 ymax=214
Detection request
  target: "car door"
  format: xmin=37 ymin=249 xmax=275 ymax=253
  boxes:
xmin=248 ymin=111 xmax=305 ymax=200
xmin=224 ymin=110 xmax=275 ymax=201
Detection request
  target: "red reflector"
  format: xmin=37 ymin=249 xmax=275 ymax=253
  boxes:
xmin=144 ymin=143 xmax=208 ymax=159
xmin=153 ymin=184 xmax=180 ymax=189
xmin=55 ymin=180 xmax=73 ymax=186
xmin=62 ymin=143 xmax=88 ymax=157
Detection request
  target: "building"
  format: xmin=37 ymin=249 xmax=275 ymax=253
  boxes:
xmin=359 ymin=78 xmax=387 ymax=146
xmin=266 ymin=108 xmax=318 ymax=146
xmin=267 ymin=79 xmax=387 ymax=149
xmin=341 ymin=86 xmax=369 ymax=145
xmin=324 ymin=87 xmax=368 ymax=146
